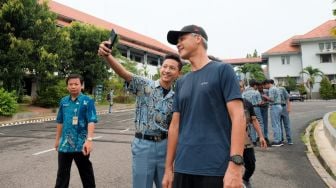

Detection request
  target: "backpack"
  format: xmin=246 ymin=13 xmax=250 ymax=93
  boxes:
xmin=106 ymin=93 xmax=111 ymax=101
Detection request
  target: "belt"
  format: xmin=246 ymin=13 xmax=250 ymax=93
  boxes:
xmin=135 ymin=132 xmax=167 ymax=142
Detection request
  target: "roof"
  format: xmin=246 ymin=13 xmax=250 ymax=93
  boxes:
xmin=294 ymin=20 xmax=336 ymax=41
xmin=48 ymin=1 xmax=176 ymax=55
xmin=263 ymin=36 xmax=301 ymax=56
xmin=263 ymin=20 xmax=336 ymax=56
xmin=223 ymin=57 xmax=262 ymax=64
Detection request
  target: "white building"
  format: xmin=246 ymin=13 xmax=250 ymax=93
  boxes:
xmin=262 ymin=20 xmax=336 ymax=98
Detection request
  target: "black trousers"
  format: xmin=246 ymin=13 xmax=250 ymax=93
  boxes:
xmin=173 ymin=172 xmax=223 ymax=188
xmin=243 ymin=148 xmax=256 ymax=182
xmin=55 ymin=152 xmax=95 ymax=188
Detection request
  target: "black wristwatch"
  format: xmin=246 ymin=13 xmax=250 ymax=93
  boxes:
xmin=229 ymin=155 xmax=244 ymax=165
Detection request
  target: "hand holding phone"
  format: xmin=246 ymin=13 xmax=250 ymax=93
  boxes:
xmin=105 ymin=29 xmax=118 ymax=49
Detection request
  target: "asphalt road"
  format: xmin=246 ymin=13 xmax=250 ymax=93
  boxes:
xmin=0 ymin=101 xmax=335 ymax=188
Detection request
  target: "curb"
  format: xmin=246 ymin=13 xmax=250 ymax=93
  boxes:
xmin=304 ymin=120 xmax=336 ymax=187
xmin=0 ymin=109 xmax=134 ymax=128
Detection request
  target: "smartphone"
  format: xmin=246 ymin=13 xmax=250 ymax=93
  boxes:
xmin=106 ymin=29 xmax=118 ymax=49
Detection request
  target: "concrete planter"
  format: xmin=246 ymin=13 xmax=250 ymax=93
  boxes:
xmin=323 ymin=111 xmax=336 ymax=151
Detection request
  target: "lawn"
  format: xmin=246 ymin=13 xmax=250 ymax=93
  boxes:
xmin=329 ymin=112 xmax=336 ymax=128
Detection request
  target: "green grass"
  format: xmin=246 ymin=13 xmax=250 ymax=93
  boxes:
xmin=329 ymin=112 xmax=336 ymax=128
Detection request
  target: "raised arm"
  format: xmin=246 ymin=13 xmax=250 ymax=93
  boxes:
xmin=98 ymin=41 xmax=132 ymax=82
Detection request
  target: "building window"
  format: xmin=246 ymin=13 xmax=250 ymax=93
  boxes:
xmin=281 ymin=56 xmax=285 ymax=65
xmin=333 ymin=42 xmax=336 ymax=50
xmin=281 ymin=56 xmax=290 ymax=65
xmin=319 ymin=43 xmax=324 ymax=51
xmin=320 ymin=54 xmax=332 ymax=63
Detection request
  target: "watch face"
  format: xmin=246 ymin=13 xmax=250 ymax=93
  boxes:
xmin=231 ymin=155 xmax=244 ymax=165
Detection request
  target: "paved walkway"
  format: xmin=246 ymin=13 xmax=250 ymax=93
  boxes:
xmin=0 ymin=103 xmax=134 ymax=127
xmin=1 ymin=104 xmax=336 ymax=187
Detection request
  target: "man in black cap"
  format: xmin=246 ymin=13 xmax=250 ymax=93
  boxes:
xmin=162 ymin=25 xmax=246 ymax=188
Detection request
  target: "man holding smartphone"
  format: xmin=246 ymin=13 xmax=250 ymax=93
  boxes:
xmin=98 ymin=34 xmax=182 ymax=188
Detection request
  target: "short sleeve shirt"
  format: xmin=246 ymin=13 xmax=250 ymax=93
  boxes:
xmin=268 ymin=86 xmax=282 ymax=104
xmin=242 ymin=87 xmax=262 ymax=106
xmin=127 ymin=75 xmax=174 ymax=134
xmin=173 ymin=61 xmax=242 ymax=176
xmin=56 ymin=93 xmax=98 ymax=152
xmin=278 ymin=87 xmax=289 ymax=105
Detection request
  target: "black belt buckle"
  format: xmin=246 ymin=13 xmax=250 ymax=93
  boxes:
xmin=153 ymin=135 xmax=162 ymax=141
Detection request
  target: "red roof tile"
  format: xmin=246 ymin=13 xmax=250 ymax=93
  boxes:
xmin=48 ymin=1 xmax=176 ymax=55
xmin=295 ymin=20 xmax=336 ymax=41
xmin=263 ymin=36 xmax=301 ymax=55
xmin=223 ymin=57 xmax=262 ymax=64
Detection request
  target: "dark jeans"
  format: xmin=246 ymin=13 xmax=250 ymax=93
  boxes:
xmin=55 ymin=152 xmax=95 ymax=188
xmin=243 ymin=148 xmax=256 ymax=182
xmin=173 ymin=172 xmax=223 ymax=188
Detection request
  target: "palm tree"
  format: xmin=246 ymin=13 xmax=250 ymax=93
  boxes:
xmin=300 ymin=66 xmax=323 ymax=99
xmin=236 ymin=64 xmax=265 ymax=85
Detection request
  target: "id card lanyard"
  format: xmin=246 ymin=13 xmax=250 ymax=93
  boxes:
xmin=72 ymin=101 xmax=80 ymax=126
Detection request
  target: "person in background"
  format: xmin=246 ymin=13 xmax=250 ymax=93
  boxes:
xmin=107 ymin=89 xmax=114 ymax=113
xmin=54 ymin=74 xmax=98 ymax=188
xmin=98 ymin=42 xmax=182 ymax=188
xmin=162 ymin=24 xmax=246 ymax=188
xmin=264 ymin=79 xmax=283 ymax=147
xmin=278 ymin=86 xmax=293 ymax=145
xmin=258 ymin=81 xmax=270 ymax=145
xmin=240 ymin=81 xmax=267 ymax=188
xmin=242 ymin=79 xmax=264 ymax=146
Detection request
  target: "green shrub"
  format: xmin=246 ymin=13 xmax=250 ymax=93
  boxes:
xmin=319 ymin=76 xmax=334 ymax=100
xmin=0 ymin=88 xmax=18 ymax=116
xmin=296 ymin=84 xmax=307 ymax=95
xmin=35 ymin=80 xmax=68 ymax=107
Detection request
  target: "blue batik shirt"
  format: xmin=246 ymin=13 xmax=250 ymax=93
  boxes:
xmin=278 ymin=87 xmax=289 ymax=105
xmin=127 ymin=75 xmax=174 ymax=134
xmin=242 ymin=87 xmax=262 ymax=106
xmin=56 ymin=93 xmax=98 ymax=152
xmin=269 ymin=86 xmax=282 ymax=104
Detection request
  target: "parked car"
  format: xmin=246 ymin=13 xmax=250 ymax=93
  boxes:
xmin=289 ymin=91 xmax=304 ymax=102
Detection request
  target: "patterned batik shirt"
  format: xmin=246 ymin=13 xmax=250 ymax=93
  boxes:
xmin=56 ymin=93 xmax=98 ymax=152
xmin=127 ymin=75 xmax=174 ymax=134
xmin=242 ymin=87 xmax=262 ymax=106
xmin=268 ymin=86 xmax=282 ymax=105
xmin=278 ymin=87 xmax=289 ymax=105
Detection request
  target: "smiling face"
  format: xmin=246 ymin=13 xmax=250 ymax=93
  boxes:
xmin=176 ymin=33 xmax=200 ymax=59
xmin=159 ymin=58 xmax=181 ymax=85
xmin=67 ymin=78 xmax=82 ymax=97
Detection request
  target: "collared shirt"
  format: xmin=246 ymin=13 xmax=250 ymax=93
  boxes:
xmin=127 ymin=75 xmax=175 ymax=134
xmin=268 ymin=86 xmax=282 ymax=104
xmin=242 ymin=87 xmax=262 ymax=106
xmin=56 ymin=93 xmax=98 ymax=152
xmin=278 ymin=87 xmax=289 ymax=105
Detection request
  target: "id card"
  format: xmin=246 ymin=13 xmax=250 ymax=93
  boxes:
xmin=72 ymin=116 xmax=78 ymax=125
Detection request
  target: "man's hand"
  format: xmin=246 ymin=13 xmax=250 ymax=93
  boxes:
xmin=259 ymin=137 xmax=268 ymax=149
xmin=82 ymin=140 xmax=93 ymax=156
xmin=162 ymin=169 xmax=174 ymax=188
xmin=54 ymin=140 xmax=59 ymax=151
xmin=98 ymin=41 xmax=112 ymax=57
xmin=223 ymin=163 xmax=243 ymax=188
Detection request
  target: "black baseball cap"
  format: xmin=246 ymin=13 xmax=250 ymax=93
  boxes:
xmin=167 ymin=25 xmax=208 ymax=45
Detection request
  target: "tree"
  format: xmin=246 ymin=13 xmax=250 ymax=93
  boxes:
xmin=300 ymin=66 xmax=323 ymax=99
xmin=0 ymin=0 xmax=72 ymax=97
xmin=319 ymin=76 xmax=335 ymax=100
xmin=236 ymin=63 xmax=265 ymax=85
xmin=64 ymin=22 xmax=112 ymax=93
xmin=284 ymin=76 xmax=297 ymax=91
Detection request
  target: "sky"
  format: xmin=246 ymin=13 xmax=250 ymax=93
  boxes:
xmin=54 ymin=0 xmax=334 ymax=59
